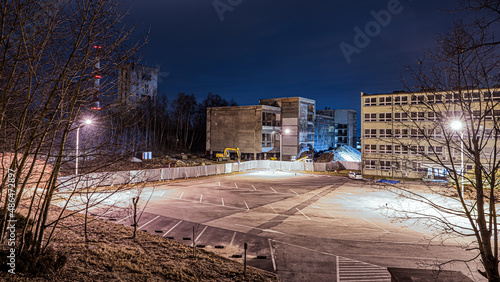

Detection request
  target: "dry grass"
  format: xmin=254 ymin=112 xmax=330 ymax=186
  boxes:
xmin=0 ymin=205 xmax=278 ymax=281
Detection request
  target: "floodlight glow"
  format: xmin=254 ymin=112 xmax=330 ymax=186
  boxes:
xmin=450 ymin=120 xmax=463 ymax=131
xmin=85 ymin=119 xmax=92 ymax=125
xmin=284 ymin=128 xmax=290 ymax=134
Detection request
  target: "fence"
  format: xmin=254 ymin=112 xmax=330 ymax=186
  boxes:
xmin=57 ymin=160 xmax=360 ymax=191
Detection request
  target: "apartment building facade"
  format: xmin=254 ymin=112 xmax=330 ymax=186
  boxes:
xmin=316 ymin=108 xmax=357 ymax=149
xmin=361 ymin=89 xmax=500 ymax=179
xmin=118 ymin=63 xmax=159 ymax=106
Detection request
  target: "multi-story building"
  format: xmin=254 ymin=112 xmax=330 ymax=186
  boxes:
xmin=361 ymin=89 xmax=500 ymax=179
xmin=314 ymin=114 xmax=335 ymax=151
xmin=316 ymin=109 xmax=357 ymax=148
xmin=118 ymin=63 xmax=159 ymax=106
xmin=260 ymin=97 xmax=315 ymax=160
xmin=206 ymin=105 xmax=282 ymax=160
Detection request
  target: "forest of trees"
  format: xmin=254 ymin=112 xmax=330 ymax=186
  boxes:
xmin=135 ymin=92 xmax=237 ymax=155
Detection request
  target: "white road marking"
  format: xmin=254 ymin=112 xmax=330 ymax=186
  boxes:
xmin=244 ymin=201 xmax=250 ymax=210
xmin=362 ymin=217 xmax=390 ymax=233
xmin=268 ymin=239 xmax=277 ymax=271
xmin=221 ymin=197 xmax=225 ymax=206
xmin=269 ymin=187 xmax=278 ymax=193
xmin=235 ymin=224 xmax=284 ymax=234
xmin=269 ymin=205 xmax=278 ymax=215
xmin=163 ymin=220 xmax=183 ymax=237
xmin=116 ymin=214 xmax=132 ymax=223
xmin=230 ymin=232 xmax=237 ymax=246
xmin=290 ymin=189 xmax=299 ymax=196
xmin=200 ymin=194 xmax=203 ymax=203
xmin=235 ymin=183 xmax=238 ymax=188
xmin=96 ymin=208 xmax=118 ymax=218
xmin=296 ymin=208 xmax=311 ymax=220
xmin=218 ymin=182 xmax=221 ymax=186
xmin=336 ymin=256 xmax=340 ymax=282
xmin=312 ymin=192 xmax=323 ymax=198
xmin=252 ymin=185 xmax=257 ymax=191
xmin=138 ymin=215 xmax=160 ymax=229
xmin=179 ymin=192 xmax=184 ymax=199
xmin=161 ymin=191 xmax=166 ymax=197
xmin=195 ymin=226 xmax=208 ymax=242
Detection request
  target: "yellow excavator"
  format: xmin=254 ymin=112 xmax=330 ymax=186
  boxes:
xmin=216 ymin=148 xmax=241 ymax=162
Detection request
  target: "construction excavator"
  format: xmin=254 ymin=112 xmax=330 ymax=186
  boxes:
xmin=215 ymin=148 xmax=241 ymax=162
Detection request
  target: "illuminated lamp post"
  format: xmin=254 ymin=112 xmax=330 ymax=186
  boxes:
xmin=76 ymin=119 xmax=92 ymax=175
xmin=450 ymin=120 xmax=464 ymax=199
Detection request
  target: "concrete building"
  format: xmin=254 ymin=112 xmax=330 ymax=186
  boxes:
xmin=314 ymin=114 xmax=335 ymax=151
xmin=316 ymin=108 xmax=357 ymax=148
xmin=206 ymin=105 xmax=282 ymax=160
xmin=260 ymin=97 xmax=315 ymax=160
xmin=118 ymin=63 xmax=158 ymax=106
xmin=361 ymin=89 xmax=500 ymax=179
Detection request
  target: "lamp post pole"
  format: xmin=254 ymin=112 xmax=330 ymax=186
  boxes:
xmin=280 ymin=132 xmax=283 ymax=171
xmin=76 ymin=125 xmax=80 ymax=175
xmin=460 ymin=131 xmax=464 ymax=199
xmin=76 ymin=119 xmax=92 ymax=175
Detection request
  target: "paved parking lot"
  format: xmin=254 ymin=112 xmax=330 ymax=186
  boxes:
xmin=80 ymin=170 xmax=481 ymax=281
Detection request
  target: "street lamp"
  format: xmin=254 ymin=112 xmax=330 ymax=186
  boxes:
xmin=273 ymin=128 xmax=290 ymax=170
xmin=76 ymin=119 xmax=92 ymax=175
xmin=450 ymin=120 xmax=464 ymax=198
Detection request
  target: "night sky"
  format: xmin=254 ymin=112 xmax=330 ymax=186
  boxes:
xmin=126 ymin=0 xmax=459 ymax=113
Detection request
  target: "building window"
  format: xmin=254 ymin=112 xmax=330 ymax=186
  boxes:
xmin=394 ymin=129 xmax=409 ymax=138
xmin=364 ymin=129 xmax=377 ymax=138
xmin=379 ymin=113 xmax=392 ymax=122
xmin=364 ymin=113 xmax=377 ymax=122
xmin=379 ymin=145 xmax=392 ymax=154
xmin=412 ymin=162 xmax=421 ymax=172
xmin=428 ymin=146 xmax=443 ymax=155
xmin=380 ymin=161 xmax=391 ymax=170
xmin=395 ymin=145 xmax=408 ymax=154
xmin=379 ymin=96 xmax=392 ymax=105
xmin=379 ymin=129 xmax=392 ymax=138
xmin=262 ymin=134 xmax=272 ymax=147
xmin=365 ymin=160 xmax=376 ymax=169
xmin=411 ymin=95 xmax=425 ymax=105
xmin=364 ymin=144 xmax=377 ymax=153
xmin=394 ymin=96 xmax=408 ymax=105
xmin=394 ymin=112 xmax=408 ymax=122
xmin=364 ymin=97 xmax=377 ymax=106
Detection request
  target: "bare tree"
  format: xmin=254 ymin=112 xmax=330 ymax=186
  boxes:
xmin=382 ymin=8 xmax=500 ymax=280
xmin=0 ymin=0 xmax=146 ymax=272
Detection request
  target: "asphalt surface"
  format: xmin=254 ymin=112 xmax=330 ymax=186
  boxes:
xmin=81 ymin=170 xmax=484 ymax=281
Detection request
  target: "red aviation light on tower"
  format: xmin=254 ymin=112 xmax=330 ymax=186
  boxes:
xmin=93 ymin=45 xmax=102 ymax=49
xmin=91 ymin=93 xmax=101 ymax=111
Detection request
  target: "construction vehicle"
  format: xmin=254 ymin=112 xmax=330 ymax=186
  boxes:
xmin=216 ymin=148 xmax=241 ymax=162
xmin=295 ymin=156 xmax=313 ymax=163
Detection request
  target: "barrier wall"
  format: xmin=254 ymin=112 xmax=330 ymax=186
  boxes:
xmin=57 ymin=160 xmax=360 ymax=191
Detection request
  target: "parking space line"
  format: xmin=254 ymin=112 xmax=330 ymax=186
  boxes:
xmin=244 ymin=201 xmax=250 ymax=210
xmin=268 ymin=239 xmax=276 ymax=271
xmin=269 ymin=205 xmax=278 ymax=215
xmin=219 ymin=182 xmax=221 ymax=186
xmin=163 ymin=220 xmax=183 ymax=237
xmin=296 ymin=208 xmax=311 ymax=220
xmin=179 ymin=192 xmax=184 ymax=199
xmin=235 ymin=183 xmax=238 ymax=188
xmin=252 ymin=185 xmax=257 ymax=191
xmin=96 ymin=208 xmax=119 ymax=219
xmin=200 ymin=194 xmax=203 ymax=203
xmin=362 ymin=217 xmax=390 ymax=233
xmin=269 ymin=187 xmax=277 ymax=193
xmin=312 ymin=192 xmax=323 ymax=198
xmin=116 ymin=214 xmax=132 ymax=223
xmin=230 ymin=231 xmax=237 ymax=246
xmin=138 ymin=215 xmax=160 ymax=229
xmin=161 ymin=191 xmax=166 ymax=197
xmin=221 ymin=197 xmax=225 ymax=206
xmin=195 ymin=226 xmax=208 ymax=242
xmin=290 ymin=189 xmax=299 ymax=196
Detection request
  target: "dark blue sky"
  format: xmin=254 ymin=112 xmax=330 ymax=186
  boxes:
xmin=127 ymin=0 xmax=459 ymax=113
